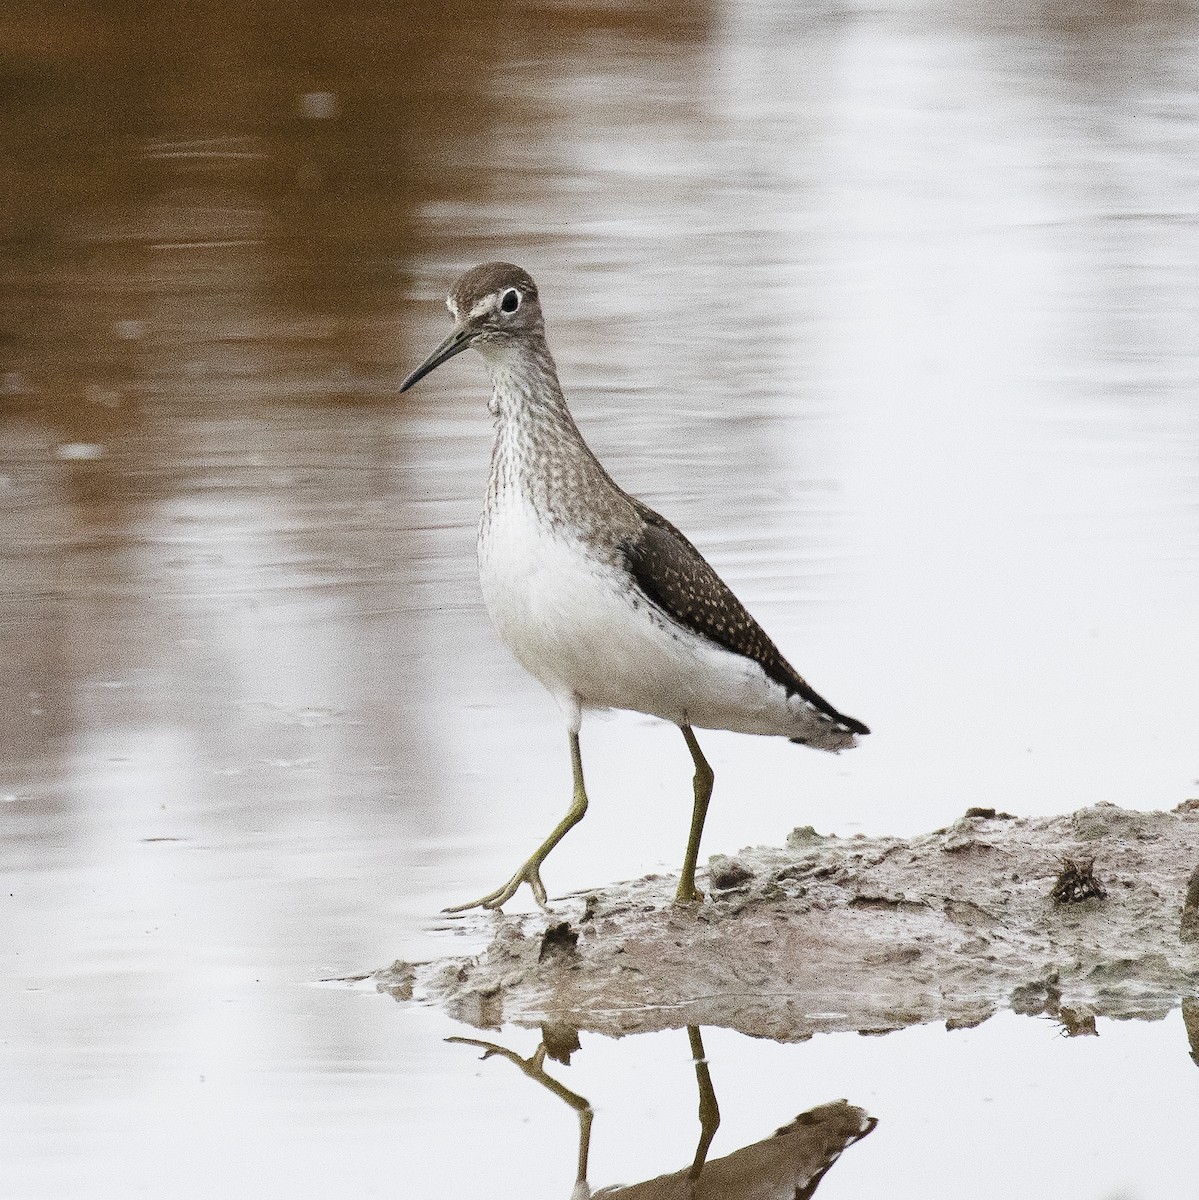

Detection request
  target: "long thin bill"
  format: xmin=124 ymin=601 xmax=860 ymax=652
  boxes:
xmin=399 ymin=327 xmax=473 ymax=392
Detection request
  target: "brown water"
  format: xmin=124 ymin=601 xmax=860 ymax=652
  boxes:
xmin=3 ymin=1 xmax=1198 ymax=1196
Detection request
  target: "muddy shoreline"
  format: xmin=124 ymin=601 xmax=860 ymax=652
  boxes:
xmin=380 ymin=802 xmax=1199 ymax=1042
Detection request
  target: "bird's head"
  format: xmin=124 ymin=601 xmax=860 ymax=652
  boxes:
xmin=400 ymin=262 xmax=544 ymax=392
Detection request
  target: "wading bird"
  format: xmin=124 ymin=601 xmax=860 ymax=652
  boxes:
xmin=400 ymin=263 xmax=868 ymax=911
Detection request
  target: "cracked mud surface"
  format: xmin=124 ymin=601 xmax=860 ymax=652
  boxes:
xmin=381 ymin=802 xmax=1199 ymax=1041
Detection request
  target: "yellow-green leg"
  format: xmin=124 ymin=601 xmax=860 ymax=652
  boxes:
xmin=676 ymin=725 xmax=714 ymax=905
xmin=444 ymin=730 xmax=589 ymax=913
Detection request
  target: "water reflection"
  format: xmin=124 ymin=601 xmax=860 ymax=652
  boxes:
xmin=429 ymin=1008 xmax=1199 ymax=1199
xmin=448 ymin=1025 xmax=875 ymax=1199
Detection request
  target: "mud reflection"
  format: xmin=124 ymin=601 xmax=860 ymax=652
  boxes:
xmin=448 ymin=1026 xmax=875 ymax=1199
xmin=1183 ymin=999 xmax=1199 ymax=1069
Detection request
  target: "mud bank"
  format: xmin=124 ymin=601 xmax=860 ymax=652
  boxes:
xmin=379 ymin=802 xmax=1199 ymax=1041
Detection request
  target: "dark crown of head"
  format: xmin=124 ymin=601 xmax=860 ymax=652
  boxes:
xmin=449 ymin=262 xmax=540 ymax=315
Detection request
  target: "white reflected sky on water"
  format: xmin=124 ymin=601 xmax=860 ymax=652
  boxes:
xmin=10 ymin=997 xmax=1194 ymax=1199
xmin=2 ymin=0 xmax=1199 ymax=1196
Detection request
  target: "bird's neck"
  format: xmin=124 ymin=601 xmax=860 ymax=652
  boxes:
xmin=479 ymin=333 xmax=573 ymax=427
xmin=478 ymin=336 xmax=618 ymax=527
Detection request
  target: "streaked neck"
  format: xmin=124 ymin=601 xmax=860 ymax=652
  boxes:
xmin=478 ymin=334 xmax=570 ymax=423
xmin=477 ymin=336 xmax=614 ymax=524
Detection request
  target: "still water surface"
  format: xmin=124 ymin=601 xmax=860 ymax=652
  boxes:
xmin=2 ymin=0 xmax=1198 ymax=1196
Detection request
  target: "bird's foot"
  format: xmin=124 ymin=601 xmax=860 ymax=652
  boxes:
xmin=443 ymin=857 xmax=550 ymax=914
xmin=673 ymin=878 xmax=705 ymax=906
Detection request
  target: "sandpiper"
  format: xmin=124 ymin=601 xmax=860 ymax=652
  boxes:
xmin=400 ymin=262 xmax=868 ymax=911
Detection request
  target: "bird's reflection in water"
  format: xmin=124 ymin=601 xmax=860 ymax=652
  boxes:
xmin=448 ymin=1026 xmax=876 ymax=1199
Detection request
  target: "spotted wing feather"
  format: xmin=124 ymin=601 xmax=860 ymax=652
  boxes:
xmin=622 ymin=500 xmax=869 ymax=737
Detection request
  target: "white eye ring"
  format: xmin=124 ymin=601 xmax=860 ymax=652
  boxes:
xmin=499 ymin=288 xmax=521 ymax=314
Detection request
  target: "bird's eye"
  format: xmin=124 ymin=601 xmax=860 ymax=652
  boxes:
xmin=500 ymin=288 xmax=521 ymax=314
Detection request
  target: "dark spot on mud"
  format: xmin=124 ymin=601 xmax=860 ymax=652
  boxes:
xmin=943 ymin=898 xmax=996 ymax=927
xmin=1180 ymin=865 xmax=1199 ymax=943
xmin=539 ymin=921 xmax=579 ymax=962
xmin=941 ymin=833 xmax=995 ymax=854
xmin=1051 ymin=857 xmax=1107 ymax=904
xmin=964 ymin=806 xmax=1017 ymax=820
xmin=1011 ymin=975 xmax=1063 ymax=1017
xmin=710 ymin=856 xmax=755 ymax=891
xmin=863 ymin=945 xmax=922 ymax=966
xmin=850 ymin=893 xmax=927 ymax=911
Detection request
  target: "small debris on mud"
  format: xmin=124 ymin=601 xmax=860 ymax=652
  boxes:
xmin=1011 ymin=974 xmax=1063 ymax=1017
xmin=1051 ymin=857 xmax=1107 ymax=904
xmin=538 ymin=921 xmax=579 ymax=962
xmin=1180 ymin=865 xmax=1199 ymax=943
xmin=384 ymin=803 xmax=1199 ymax=1043
xmin=786 ymin=825 xmax=824 ymax=849
xmin=709 ymin=856 xmax=755 ymax=891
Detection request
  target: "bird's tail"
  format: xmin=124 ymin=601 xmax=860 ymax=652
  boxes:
xmin=788 ymin=703 xmax=869 ymax=753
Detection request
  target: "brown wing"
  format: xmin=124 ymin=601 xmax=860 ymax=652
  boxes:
xmin=621 ymin=499 xmax=869 ymax=736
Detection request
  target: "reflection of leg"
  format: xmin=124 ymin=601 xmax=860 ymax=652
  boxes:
xmin=686 ymin=1026 xmax=721 ymax=1181
xmin=445 ymin=730 xmax=590 ymax=913
xmin=447 ymin=1035 xmax=594 ymax=1194
xmin=1183 ymin=998 xmax=1199 ymax=1068
xmin=676 ymin=726 xmax=714 ymax=904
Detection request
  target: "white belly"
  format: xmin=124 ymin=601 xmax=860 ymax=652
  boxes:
xmin=477 ymin=493 xmax=804 ymax=737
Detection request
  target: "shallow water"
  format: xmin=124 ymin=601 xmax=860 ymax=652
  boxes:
xmin=3 ymin=0 xmax=1198 ymax=1196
